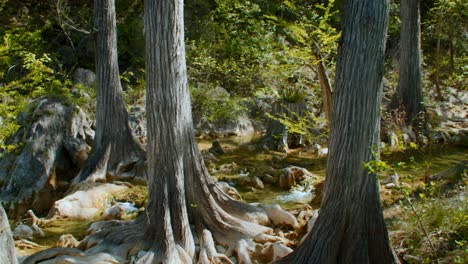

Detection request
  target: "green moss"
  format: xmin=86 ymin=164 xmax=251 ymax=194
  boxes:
xmin=113 ymin=184 xmax=148 ymax=209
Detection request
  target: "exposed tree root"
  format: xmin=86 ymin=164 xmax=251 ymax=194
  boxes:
xmin=22 ymin=247 xmax=84 ymax=264
xmin=57 ymin=189 xmax=301 ymax=264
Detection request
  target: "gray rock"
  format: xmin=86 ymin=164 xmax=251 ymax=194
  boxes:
xmin=13 ymin=224 xmax=34 ymax=240
xmin=261 ymin=174 xmax=277 ymax=184
xmin=0 ymin=98 xmax=94 ymax=216
xmin=214 ymin=115 xmax=255 ymax=136
xmin=238 ymin=176 xmax=264 ymax=190
xmin=209 ymin=139 xmax=224 ymax=155
xmin=73 ymin=68 xmax=96 ymax=87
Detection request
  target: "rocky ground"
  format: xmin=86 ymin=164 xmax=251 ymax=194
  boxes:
xmin=0 ymin=87 xmax=466 ymax=263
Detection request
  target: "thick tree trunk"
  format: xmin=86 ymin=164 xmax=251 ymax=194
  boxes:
xmin=0 ymin=203 xmax=18 ymax=264
xmin=392 ymin=0 xmax=425 ymax=124
xmin=74 ymin=0 xmax=144 ymax=183
xmin=143 ymin=0 xmax=195 ymax=261
xmin=277 ymin=0 xmax=397 ymax=263
xmin=73 ymin=1 xmax=296 ymax=263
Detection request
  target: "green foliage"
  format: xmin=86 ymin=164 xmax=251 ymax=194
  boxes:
xmin=423 ymin=0 xmax=468 ymax=90
xmin=121 ymin=68 xmax=145 ymax=106
xmin=266 ymin=104 xmax=326 ymax=144
xmin=190 ymin=84 xmax=247 ymax=124
xmin=0 ymin=25 xmax=88 ymax=153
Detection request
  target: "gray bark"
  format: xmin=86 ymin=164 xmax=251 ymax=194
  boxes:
xmin=392 ymin=0 xmax=425 ymax=124
xmin=262 ymin=101 xmax=307 ymax=151
xmin=317 ymin=59 xmax=333 ymax=123
xmin=74 ymin=0 xmax=144 ymax=183
xmin=143 ymin=0 xmax=195 ymax=259
xmin=0 ymin=203 xmax=18 ymax=264
xmin=73 ymin=1 xmax=287 ymax=262
xmin=277 ymin=0 xmax=397 ymax=263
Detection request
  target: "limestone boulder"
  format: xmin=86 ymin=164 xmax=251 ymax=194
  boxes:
xmin=0 ymin=98 xmax=93 ymax=217
xmin=48 ymin=183 xmax=129 ymax=220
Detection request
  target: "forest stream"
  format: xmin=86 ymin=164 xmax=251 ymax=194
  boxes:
xmin=14 ymin=135 xmax=467 ymax=259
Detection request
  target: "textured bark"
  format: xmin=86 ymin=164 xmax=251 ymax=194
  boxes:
xmin=142 ymin=0 xmax=195 ymax=260
xmin=392 ymin=0 xmax=425 ymax=124
xmin=68 ymin=1 xmax=295 ymax=263
xmin=74 ymin=0 xmax=144 ymax=183
xmin=316 ymin=59 xmax=333 ymax=123
xmin=0 ymin=203 xmax=18 ymax=264
xmin=277 ymin=0 xmax=397 ymax=263
xmin=262 ymin=101 xmax=307 ymax=151
xmin=434 ymin=30 xmax=443 ymax=101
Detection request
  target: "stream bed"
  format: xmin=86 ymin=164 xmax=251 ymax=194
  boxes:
xmin=13 ymin=135 xmax=467 ymax=257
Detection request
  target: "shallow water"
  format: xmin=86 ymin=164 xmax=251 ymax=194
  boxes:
xmin=15 ymin=137 xmax=467 ymax=255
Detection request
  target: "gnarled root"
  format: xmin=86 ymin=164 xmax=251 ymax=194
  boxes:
xmin=22 ymin=248 xmax=85 ymax=264
xmin=197 ymin=229 xmax=234 ymax=264
xmin=135 ymin=245 xmax=191 ymax=264
xmin=56 ymin=234 xmax=80 ymax=248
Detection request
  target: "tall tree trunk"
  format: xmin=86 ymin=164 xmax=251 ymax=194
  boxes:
xmin=0 ymin=203 xmax=18 ymax=264
xmin=277 ymin=0 xmax=397 ymax=263
xmin=74 ymin=0 xmax=144 ymax=183
xmin=392 ymin=0 xmax=425 ymax=124
xmin=142 ymin=0 xmax=195 ymax=261
xmin=75 ymin=1 xmax=295 ymax=263
xmin=434 ymin=31 xmax=442 ymax=101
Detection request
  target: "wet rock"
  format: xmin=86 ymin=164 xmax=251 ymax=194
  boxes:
xmin=238 ymin=176 xmax=264 ymax=190
xmin=261 ymin=174 xmax=277 ymax=185
xmin=13 ymin=224 xmax=34 ymax=240
xmin=101 ymin=204 xmax=125 ymax=220
xmin=209 ymin=139 xmax=225 ymax=155
xmin=217 ymin=162 xmax=239 ymax=174
xmin=279 ymin=166 xmax=315 ymax=190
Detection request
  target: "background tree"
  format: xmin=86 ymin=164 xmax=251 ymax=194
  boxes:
xmin=391 ymin=0 xmax=425 ymax=126
xmin=73 ymin=0 xmax=144 ymax=183
xmin=277 ymin=0 xmax=397 ymax=262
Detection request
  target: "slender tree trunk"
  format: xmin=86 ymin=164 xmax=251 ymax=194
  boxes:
xmin=393 ymin=0 xmax=425 ymax=124
xmin=316 ymin=59 xmax=333 ymax=123
xmin=434 ymin=31 xmax=442 ymax=101
xmin=0 ymin=203 xmax=18 ymax=264
xmin=74 ymin=0 xmax=144 ymax=183
xmin=277 ymin=0 xmax=397 ymax=263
